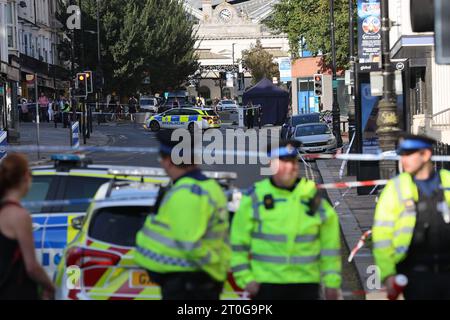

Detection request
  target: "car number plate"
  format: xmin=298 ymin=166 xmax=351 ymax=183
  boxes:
xmin=130 ymin=270 xmax=157 ymax=288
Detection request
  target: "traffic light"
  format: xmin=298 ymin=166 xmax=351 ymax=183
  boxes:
xmin=84 ymin=70 xmax=93 ymax=94
xmin=435 ymin=0 xmax=450 ymax=64
xmin=410 ymin=0 xmax=434 ymax=32
xmin=313 ymin=74 xmax=323 ymax=97
xmin=94 ymin=70 xmax=104 ymax=90
xmin=73 ymin=72 xmax=87 ymax=98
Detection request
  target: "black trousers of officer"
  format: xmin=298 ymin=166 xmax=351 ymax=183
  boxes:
xmin=253 ymin=283 xmax=320 ymax=300
xmin=149 ymin=271 xmax=223 ymax=300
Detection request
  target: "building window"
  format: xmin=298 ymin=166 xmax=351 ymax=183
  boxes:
xmin=24 ymin=34 xmax=29 ymax=55
xmin=6 ymin=2 xmax=17 ymax=49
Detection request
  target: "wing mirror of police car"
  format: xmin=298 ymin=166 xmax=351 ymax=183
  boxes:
xmin=71 ymin=216 xmax=85 ymax=230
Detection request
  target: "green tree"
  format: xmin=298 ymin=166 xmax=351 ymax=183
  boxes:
xmin=241 ymin=40 xmax=280 ymax=84
xmin=58 ymin=0 xmax=199 ymax=95
xmin=265 ymin=0 xmax=355 ymax=70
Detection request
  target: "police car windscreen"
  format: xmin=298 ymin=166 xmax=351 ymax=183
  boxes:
xmin=88 ymin=206 xmax=152 ymax=247
xmin=205 ymin=110 xmax=219 ymax=116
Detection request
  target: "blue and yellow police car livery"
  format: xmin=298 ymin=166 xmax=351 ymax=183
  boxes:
xmin=144 ymin=107 xmax=221 ymax=132
xmin=25 ymin=155 xmax=169 ymax=279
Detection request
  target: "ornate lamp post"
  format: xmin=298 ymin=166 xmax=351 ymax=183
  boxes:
xmin=376 ymin=0 xmax=400 ymax=179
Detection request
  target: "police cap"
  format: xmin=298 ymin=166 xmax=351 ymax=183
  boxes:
xmin=268 ymin=140 xmax=301 ymax=160
xmin=397 ymin=133 xmax=436 ymax=155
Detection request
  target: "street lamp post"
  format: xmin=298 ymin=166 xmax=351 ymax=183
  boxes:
xmin=347 ymin=0 xmax=357 ymax=175
xmin=376 ymin=0 xmax=400 ymax=179
xmin=96 ymin=0 xmax=101 ymax=67
xmin=330 ymin=0 xmax=343 ymax=147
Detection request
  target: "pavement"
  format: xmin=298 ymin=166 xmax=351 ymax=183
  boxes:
xmin=316 ymin=158 xmax=387 ymax=300
xmin=17 ymin=122 xmax=112 ymax=166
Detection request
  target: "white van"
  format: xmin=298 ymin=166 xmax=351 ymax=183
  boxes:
xmin=139 ymin=96 xmax=159 ymax=113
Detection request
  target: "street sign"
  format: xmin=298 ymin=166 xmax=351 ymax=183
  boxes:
xmin=395 ymin=62 xmax=405 ymax=71
xmin=278 ymin=58 xmax=292 ymax=83
xmin=226 ymin=72 xmax=233 ymax=87
xmin=71 ymin=122 xmax=80 ymax=148
xmin=26 ymin=74 xmax=35 ymax=85
xmin=0 ymin=131 xmax=7 ymax=160
xmin=332 ymin=80 xmax=339 ymax=89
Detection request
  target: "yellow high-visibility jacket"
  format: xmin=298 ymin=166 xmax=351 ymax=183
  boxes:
xmin=373 ymin=170 xmax=450 ymax=281
xmin=230 ymin=178 xmax=342 ymax=289
xmin=134 ymin=174 xmax=231 ymax=282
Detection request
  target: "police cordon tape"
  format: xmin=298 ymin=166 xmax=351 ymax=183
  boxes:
xmin=20 ymin=178 xmax=389 ymax=210
xmin=4 ymin=144 xmax=450 ymax=162
xmin=348 ymin=230 xmax=373 ymax=263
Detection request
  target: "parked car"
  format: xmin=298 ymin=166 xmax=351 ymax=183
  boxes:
xmin=139 ymin=96 xmax=159 ymax=113
xmin=26 ymin=154 xmax=168 ymax=278
xmin=281 ymin=113 xmax=321 ymax=140
xmin=293 ymin=122 xmax=337 ymax=154
xmin=217 ymin=100 xmax=238 ymax=113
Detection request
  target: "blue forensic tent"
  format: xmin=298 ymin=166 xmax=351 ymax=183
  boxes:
xmin=242 ymin=78 xmax=289 ymax=126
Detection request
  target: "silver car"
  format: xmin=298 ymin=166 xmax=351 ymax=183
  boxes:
xmin=293 ymin=122 xmax=337 ymax=153
xmin=217 ymin=100 xmax=238 ymax=112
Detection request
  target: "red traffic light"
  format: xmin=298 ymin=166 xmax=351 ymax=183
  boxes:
xmin=314 ymin=75 xmax=322 ymax=82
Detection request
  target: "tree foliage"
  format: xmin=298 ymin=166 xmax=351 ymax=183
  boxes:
xmin=58 ymin=0 xmax=199 ymax=95
xmin=241 ymin=40 xmax=280 ymax=84
xmin=264 ymin=0 xmax=356 ymax=70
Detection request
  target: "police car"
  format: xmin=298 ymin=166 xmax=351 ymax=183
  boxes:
xmin=25 ymin=155 xmax=169 ymax=278
xmin=54 ymin=170 xmax=246 ymax=300
xmin=144 ymin=107 xmax=221 ymax=132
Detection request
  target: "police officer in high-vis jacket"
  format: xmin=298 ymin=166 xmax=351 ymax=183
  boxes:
xmin=373 ymin=134 xmax=450 ymax=300
xmin=134 ymin=130 xmax=231 ymax=300
xmin=230 ymin=140 xmax=342 ymax=300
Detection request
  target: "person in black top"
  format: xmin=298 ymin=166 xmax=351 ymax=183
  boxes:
xmin=0 ymin=154 xmax=55 ymax=300
xmin=128 ymin=95 xmax=138 ymax=122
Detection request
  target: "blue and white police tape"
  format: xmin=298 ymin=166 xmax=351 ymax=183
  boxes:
xmin=3 ymin=144 xmax=450 ymax=162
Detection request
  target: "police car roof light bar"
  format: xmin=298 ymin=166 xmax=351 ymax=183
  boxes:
xmin=51 ymin=154 xmax=93 ymax=172
xmin=107 ymin=168 xmax=238 ymax=181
